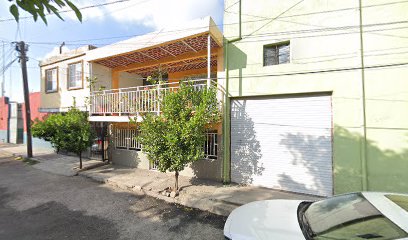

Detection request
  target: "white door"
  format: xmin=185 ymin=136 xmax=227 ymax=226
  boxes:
xmin=230 ymin=95 xmax=333 ymax=196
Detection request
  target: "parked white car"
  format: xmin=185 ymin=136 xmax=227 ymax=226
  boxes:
xmin=224 ymin=192 xmax=408 ymax=240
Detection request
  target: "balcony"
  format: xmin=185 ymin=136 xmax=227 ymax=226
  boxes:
xmin=89 ymin=79 xmax=219 ymax=120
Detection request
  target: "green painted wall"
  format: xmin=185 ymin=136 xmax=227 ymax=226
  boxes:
xmin=223 ymin=0 xmax=408 ymax=194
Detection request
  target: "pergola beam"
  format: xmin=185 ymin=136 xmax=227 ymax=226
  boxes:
xmin=114 ymin=48 xmax=218 ymax=73
xmin=181 ymin=40 xmax=198 ymax=53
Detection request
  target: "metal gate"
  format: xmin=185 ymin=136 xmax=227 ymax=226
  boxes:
xmin=90 ymin=122 xmax=109 ymax=161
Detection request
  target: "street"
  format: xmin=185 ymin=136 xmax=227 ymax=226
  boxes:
xmin=0 ymin=155 xmax=226 ymax=240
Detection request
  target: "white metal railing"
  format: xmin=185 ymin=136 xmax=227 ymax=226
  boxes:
xmin=113 ymin=126 xmax=218 ymax=159
xmin=113 ymin=126 xmax=142 ymax=151
xmin=90 ymin=79 xmax=213 ymax=116
xmin=204 ymin=130 xmax=218 ymax=159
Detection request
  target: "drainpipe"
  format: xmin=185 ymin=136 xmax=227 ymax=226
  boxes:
xmin=223 ymin=0 xmax=242 ymax=184
xmin=359 ymin=0 xmax=368 ymax=190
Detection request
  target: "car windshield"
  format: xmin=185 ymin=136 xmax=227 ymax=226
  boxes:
xmin=386 ymin=194 xmax=408 ymax=212
xmin=302 ymin=193 xmax=408 ymax=240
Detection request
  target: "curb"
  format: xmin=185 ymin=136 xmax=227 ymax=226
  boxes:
xmin=76 ymin=161 xmax=110 ymax=173
xmin=78 ymin=171 xmax=237 ymax=216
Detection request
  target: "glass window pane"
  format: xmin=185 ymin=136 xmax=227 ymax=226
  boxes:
xmin=264 ymin=46 xmax=278 ymax=66
xmin=386 ymin=194 xmax=408 ymax=212
xmin=68 ymin=63 xmax=82 ymax=89
xmin=278 ymin=44 xmax=290 ymax=64
xmin=46 ymin=69 xmax=57 ymax=92
xmin=52 ymin=69 xmax=57 ymax=91
xmin=264 ymin=43 xmax=290 ymax=66
xmin=306 ymin=193 xmax=408 ymax=239
xmin=315 ymin=217 xmax=408 ymax=240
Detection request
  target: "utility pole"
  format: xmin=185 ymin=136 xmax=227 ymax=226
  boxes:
xmin=2 ymin=41 xmax=5 ymax=97
xmin=15 ymin=41 xmax=32 ymax=158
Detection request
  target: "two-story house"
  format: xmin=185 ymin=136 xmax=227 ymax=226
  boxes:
xmin=223 ymin=0 xmax=408 ymax=196
xmin=40 ymin=17 xmax=225 ymax=181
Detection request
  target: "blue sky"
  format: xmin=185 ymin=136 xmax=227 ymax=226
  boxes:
xmin=0 ymin=0 xmax=224 ymax=102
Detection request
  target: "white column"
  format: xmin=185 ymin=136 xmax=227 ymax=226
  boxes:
xmin=207 ymin=34 xmax=211 ymax=88
xmin=88 ymin=62 xmax=93 ymax=115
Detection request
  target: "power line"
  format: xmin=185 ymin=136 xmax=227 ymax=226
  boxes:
xmin=20 ymin=23 xmax=408 ymax=50
xmin=246 ymin=0 xmax=305 ymax=37
xmin=13 ymin=17 xmax=408 ymax=48
xmin=225 ymin=0 xmax=408 ymax=22
xmin=224 ymin=0 xmax=240 ymax=12
xmin=0 ymin=58 xmax=18 ymax=75
xmin=221 ymin=61 xmax=408 ymax=80
xmin=0 ymin=0 xmax=137 ymax=23
xmin=245 ymin=12 xmax=408 ymax=40
xmin=1 ymin=0 xmax=406 ymax=45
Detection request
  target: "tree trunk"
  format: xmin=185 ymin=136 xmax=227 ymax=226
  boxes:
xmin=175 ymin=170 xmax=179 ymax=191
xmin=79 ymin=152 xmax=82 ymax=169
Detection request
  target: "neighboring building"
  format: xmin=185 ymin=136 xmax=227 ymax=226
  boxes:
xmin=22 ymin=92 xmax=51 ymax=149
xmin=40 ymin=17 xmax=224 ymax=181
xmin=0 ymin=93 xmax=51 ymax=149
xmin=223 ymin=0 xmax=408 ymax=196
xmin=39 ymin=45 xmax=98 ymax=156
xmin=0 ymin=96 xmax=10 ymax=143
xmin=39 ymin=45 xmax=97 ymax=113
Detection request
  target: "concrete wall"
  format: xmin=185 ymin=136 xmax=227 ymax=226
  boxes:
xmin=110 ymin=122 xmax=223 ymax=181
xmin=112 ymin=149 xmax=150 ymax=169
xmin=111 ymin=148 xmax=223 ymax=181
xmin=224 ymin=0 xmax=408 ymax=193
xmin=22 ymin=92 xmax=48 ymax=130
xmin=40 ymin=59 xmax=89 ymax=111
xmin=118 ymin=72 xmax=143 ymax=89
xmin=91 ymin=63 xmax=112 ymax=91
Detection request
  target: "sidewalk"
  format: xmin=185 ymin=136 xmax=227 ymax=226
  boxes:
xmin=79 ymin=164 xmax=322 ymax=216
xmin=1 ymin=143 xmax=322 ymax=216
xmin=0 ymin=143 xmax=105 ymax=176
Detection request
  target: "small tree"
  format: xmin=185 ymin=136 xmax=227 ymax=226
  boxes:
xmin=138 ymin=81 xmax=219 ymax=191
xmin=31 ymin=113 xmax=65 ymax=153
xmin=32 ymin=107 xmax=94 ymax=169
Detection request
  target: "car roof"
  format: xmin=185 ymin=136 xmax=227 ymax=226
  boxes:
xmin=362 ymin=192 xmax=408 ymax=233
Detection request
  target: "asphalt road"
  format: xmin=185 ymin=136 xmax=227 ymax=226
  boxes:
xmin=0 ymin=155 xmax=226 ymax=240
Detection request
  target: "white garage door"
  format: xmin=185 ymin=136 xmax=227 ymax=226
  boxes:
xmin=231 ymin=95 xmax=333 ymax=196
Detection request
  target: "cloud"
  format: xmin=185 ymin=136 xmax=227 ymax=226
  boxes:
xmin=63 ymin=0 xmax=222 ymax=30
xmin=41 ymin=46 xmax=70 ymax=60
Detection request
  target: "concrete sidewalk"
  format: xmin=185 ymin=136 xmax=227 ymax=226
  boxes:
xmin=79 ymin=164 xmax=322 ymax=216
xmin=0 ymin=143 xmax=105 ymax=176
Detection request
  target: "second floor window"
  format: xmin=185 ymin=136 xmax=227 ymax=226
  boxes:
xmin=264 ymin=42 xmax=290 ymax=66
xmin=45 ymin=68 xmax=58 ymax=93
xmin=68 ymin=62 xmax=83 ymax=89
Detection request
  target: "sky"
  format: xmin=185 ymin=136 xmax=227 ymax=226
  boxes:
xmin=0 ymin=0 xmax=224 ymax=102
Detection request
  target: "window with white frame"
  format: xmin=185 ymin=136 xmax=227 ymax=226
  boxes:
xmin=204 ymin=130 xmax=218 ymax=159
xmin=68 ymin=62 xmax=83 ymax=89
xmin=45 ymin=68 xmax=58 ymax=92
xmin=263 ymin=42 xmax=290 ymax=66
xmin=113 ymin=126 xmax=142 ymax=151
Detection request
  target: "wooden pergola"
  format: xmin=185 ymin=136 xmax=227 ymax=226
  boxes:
xmin=86 ymin=17 xmax=223 ymax=88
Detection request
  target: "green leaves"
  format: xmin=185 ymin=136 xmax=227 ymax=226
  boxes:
xmin=32 ymin=107 xmax=95 ymax=162
xmin=8 ymin=0 xmax=82 ymax=25
xmin=9 ymin=4 xmax=19 ymax=22
xmin=138 ymin=81 xmax=220 ymax=186
xmin=65 ymin=0 xmax=82 ymax=22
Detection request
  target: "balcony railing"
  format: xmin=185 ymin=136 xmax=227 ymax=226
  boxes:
xmin=90 ymin=79 xmax=215 ymax=116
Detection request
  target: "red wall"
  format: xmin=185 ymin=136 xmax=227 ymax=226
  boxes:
xmin=22 ymin=92 xmax=48 ymax=131
xmin=0 ymin=97 xmax=9 ymax=131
